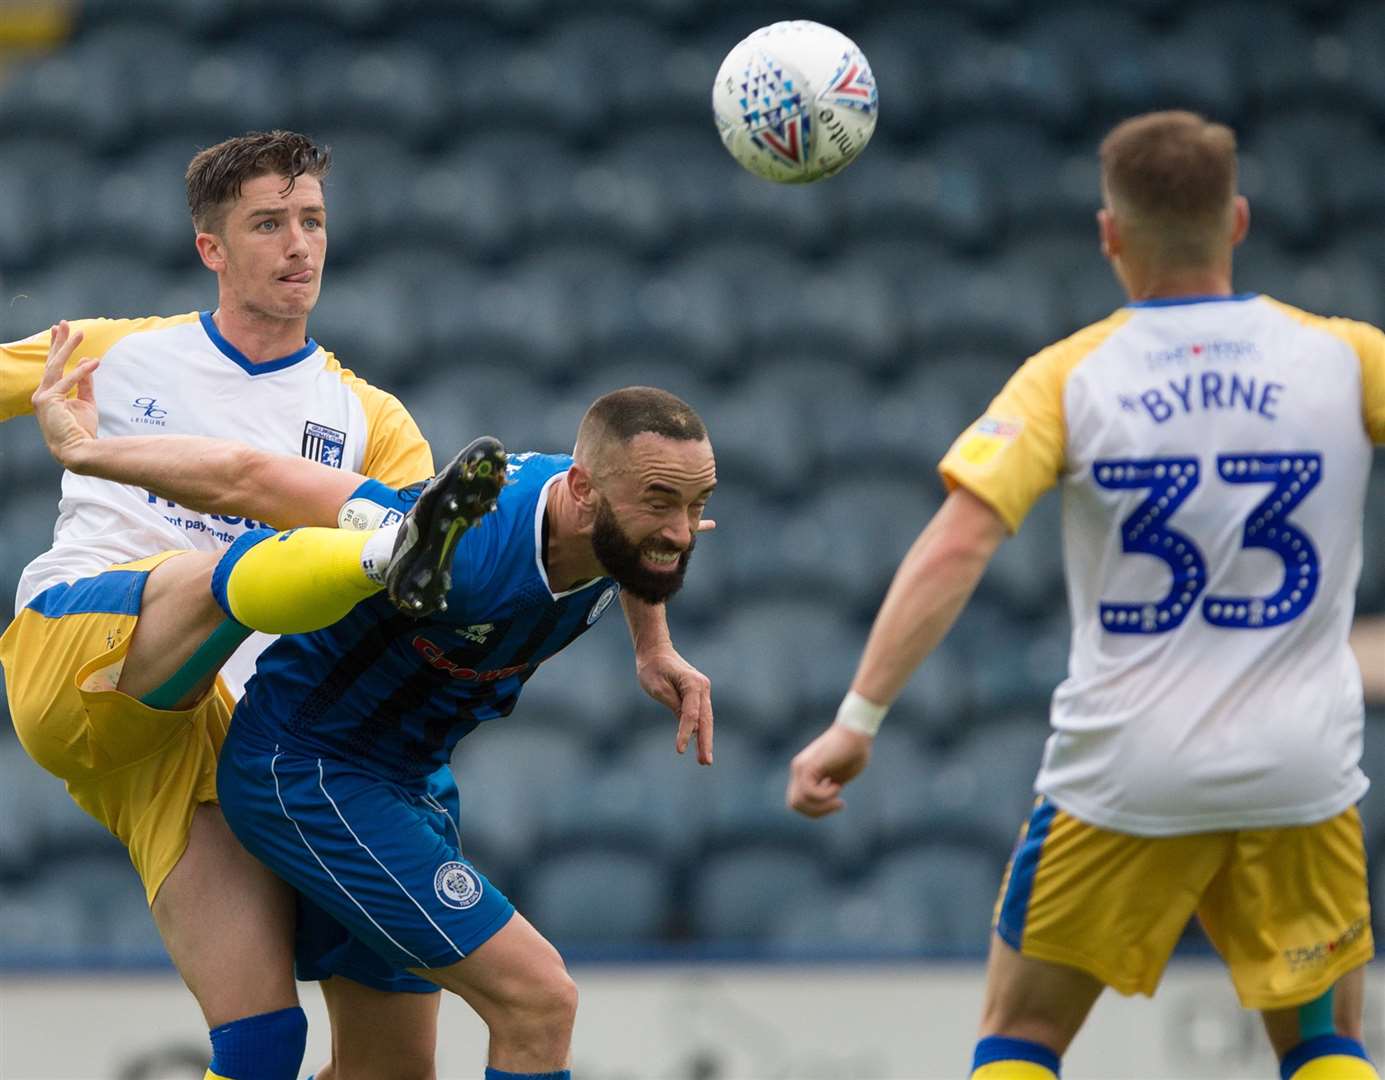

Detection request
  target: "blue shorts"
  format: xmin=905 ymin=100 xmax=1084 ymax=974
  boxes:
xmin=218 ymin=723 xmax=515 ymax=994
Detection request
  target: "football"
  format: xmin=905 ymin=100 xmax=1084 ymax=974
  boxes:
xmin=712 ymin=20 xmax=878 ymax=184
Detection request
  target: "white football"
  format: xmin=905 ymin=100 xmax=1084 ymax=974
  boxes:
xmin=712 ymin=20 xmax=878 ymax=184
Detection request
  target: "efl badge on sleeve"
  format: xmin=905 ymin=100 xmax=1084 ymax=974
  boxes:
xmin=302 ymin=421 xmax=347 ymax=468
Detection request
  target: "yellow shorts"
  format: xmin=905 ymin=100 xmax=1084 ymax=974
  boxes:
xmin=994 ymin=798 xmax=1373 ymax=1010
xmin=0 ymin=552 xmax=233 ymax=904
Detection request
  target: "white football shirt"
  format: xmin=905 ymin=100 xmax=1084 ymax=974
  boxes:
xmin=2 ymin=312 xmax=433 ymax=696
xmin=941 ymin=294 xmax=1385 ymax=835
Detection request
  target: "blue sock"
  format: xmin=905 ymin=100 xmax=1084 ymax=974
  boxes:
xmin=206 ymin=1006 xmax=308 ymax=1080
xmin=209 ymin=527 xmax=277 ymax=618
xmin=1280 ymin=1034 xmax=1373 ymax=1080
xmin=483 ymin=1070 xmax=570 ymax=1080
xmin=973 ymin=1035 xmax=1062 ymax=1077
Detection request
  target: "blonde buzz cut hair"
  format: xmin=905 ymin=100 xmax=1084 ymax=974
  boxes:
xmin=1099 ymin=110 xmax=1239 ymax=268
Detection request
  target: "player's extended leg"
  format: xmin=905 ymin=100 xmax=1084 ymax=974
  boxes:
xmin=1197 ymin=808 xmax=1377 ymax=1080
xmin=152 ymin=804 xmax=306 ymax=1080
xmin=975 ymin=798 xmax=1232 ymax=1078
xmin=1261 ymin=967 xmax=1377 ymax=1079
xmin=212 ymin=436 xmax=507 ymax=631
xmin=311 ymin=976 xmax=441 ymax=1080
xmin=0 ymin=552 xmax=305 ymax=1079
xmin=972 ymin=935 xmax=1103 ymax=1078
xmin=412 ymin=913 xmax=577 ymax=1079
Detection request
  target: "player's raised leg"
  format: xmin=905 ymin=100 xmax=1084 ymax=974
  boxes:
xmin=413 ymin=913 xmax=577 ymax=1079
xmin=211 ymin=436 xmax=508 ymax=630
xmin=972 ymin=937 xmax=1102 ymax=1079
xmin=312 ymin=976 xmax=441 ymax=1080
xmin=113 ymin=550 xmax=250 ymax=707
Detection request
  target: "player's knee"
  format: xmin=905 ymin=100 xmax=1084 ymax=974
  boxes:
xmin=490 ymin=965 xmax=577 ymax=1049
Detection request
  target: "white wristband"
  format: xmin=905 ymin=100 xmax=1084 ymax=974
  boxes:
xmin=833 ymin=690 xmax=887 ymax=737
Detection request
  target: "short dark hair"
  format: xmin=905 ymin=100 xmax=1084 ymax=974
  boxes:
xmin=578 ymin=386 xmax=707 ymax=448
xmin=185 ymin=130 xmax=332 ymax=234
xmin=1099 ymin=110 xmax=1238 ymax=266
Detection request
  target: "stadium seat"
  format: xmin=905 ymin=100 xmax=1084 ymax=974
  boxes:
xmin=786 ymin=475 xmax=940 ymax=613
xmin=304 ymin=265 xmax=420 ymax=386
xmin=227 ymin=0 xmax=391 ymax=36
xmin=35 ymin=858 xmax=164 ymax=959
xmin=508 ymin=610 xmax=651 ymax=744
xmin=292 ymin=45 xmax=449 ymax=148
xmin=7 ymin=255 xmax=179 ymax=330
xmin=951 ymin=603 xmax=1062 ymax=717
xmin=769 ymin=882 xmax=935 ymax=954
xmin=405 ymin=364 xmax=562 ymax=464
xmin=413 ymin=259 xmax=580 ymax=387
xmin=1339 ymin=7 xmax=1385 ymax=124
xmin=935 ymin=30 xmax=1082 ymax=135
xmin=934 ymin=122 xmax=1088 ymax=235
xmin=1360 ymin=471 xmax=1385 ymax=611
xmin=0 ymin=43 xmax=133 ymax=152
xmin=888 ymin=641 xmax=975 ymax=744
xmin=298 ymin=132 xmax=421 ymax=266
xmin=1358 ymin=718 xmax=1385 ymax=848
xmin=705 ymin=599 xmax=865 ymax=722
xmin=688 ymin=845 xmax=832 ymax=940
xmin=76 ymin=0 xmax=230 ymax=36
xmin=727 ymin=357 xmax=887 ymax=474
xmin=519 ymin=844 xmax=674 ymax=944
xmin=449 ymin=31 xmax=605 ymax=142
xmin=0 ymin=160 xmax=45 ymax=273
xmin=591 ymin=726 xmax=764 ymax=861
xmin=703 ymin=747 xmax=833 ymax=855
xmin=658 ymin=616 xmax=798 ymax=742
xmin=871 ymin=842 xmax=1005 ymax=954
xmin=450 ymin=723 xmax=596 ymax=868
xmin=877 ymin=723 xmax=1037 ymax=853
xmin=887 ymin=352 xmax=1023 ymax=467
xmin=0 ymin=490 xmax=63 ymax=612
xmin=698 ymin=375 xmax=817 ymax=498
xmin=843 ymin=143 xmax=1002 ymax=254
xmin=82 ymin=144 xmax=199 ymax=268
xmin=0 ymin=880 xmax=92 ymax=963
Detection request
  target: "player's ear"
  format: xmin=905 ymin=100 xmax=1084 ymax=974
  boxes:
xmin=1230 ymin=195 xmax=1250 ymax=247
xmin=1098 ymin=207 xmax=1120 ymax=260
xmin=196 ymin=231 xmax=228 ymax=273
xmin=567 ymin=462 xmax=598 ymax=514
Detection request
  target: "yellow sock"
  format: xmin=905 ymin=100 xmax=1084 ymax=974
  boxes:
xmin=972 ymin=1064 xmax=1060 ymax=1080
xmin=217 ymin=526 xmax=384 ymax=634
xmin=1289 ymin=1058 xmax=1379 ymax=1080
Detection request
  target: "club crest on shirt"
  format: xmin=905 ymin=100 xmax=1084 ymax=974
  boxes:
xmin=587 ymin=585 xmax=619 ymax=625
xmin=433 ymin=861 xmax=483 ymax=910
xmin=302 ymin=421 xmax=346 ymax=468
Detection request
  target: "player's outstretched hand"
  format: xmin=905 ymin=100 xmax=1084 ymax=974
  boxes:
xmin=787 ymin=724 xmax=873 ymax=818
xmin=31 ymin=320 xmax=100 ymax=469
xmin=637 ymin=646 xmax=714 ymax=765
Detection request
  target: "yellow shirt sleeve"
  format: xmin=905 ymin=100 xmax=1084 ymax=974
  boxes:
xmin=326 ymin=357 xmax=434 ymax=486
xmin=2 ymin=315 xmax=198 ymax=422
xmin=359 ymin=387 xmax=435 ymax=486
xmin=938 ymin=310 xmax=1130 ymax=533
xmin=1338 ymin=319 xmax=1385 ymax=444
